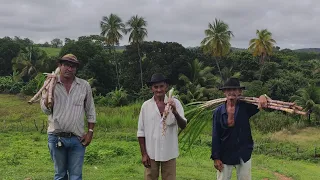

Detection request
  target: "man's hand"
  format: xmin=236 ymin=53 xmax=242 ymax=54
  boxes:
xmin=214 ymin=159 xmax=224 ymax=172
xmin=168 ymin=98 xmax=177 ymax=114
xmin=142 ymin=153 xmax=151 ymax=168
xmin=258 ymin=95 xmax=268 ymax=109
xmin=80 ymin=132 xmax=93 ymax=146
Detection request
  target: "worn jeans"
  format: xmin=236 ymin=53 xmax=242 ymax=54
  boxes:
xmin=216 ymin=158 xmax=251 ymax=180
xmin=48 ymin=134 xmax=86 ymax=180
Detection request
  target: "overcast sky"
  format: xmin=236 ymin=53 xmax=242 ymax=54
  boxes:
xmin=0 ymin=0 xmax=319 ymax=49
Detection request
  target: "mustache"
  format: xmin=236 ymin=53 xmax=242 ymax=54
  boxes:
xmin=227 ymin=93 xmax=241 ymax=97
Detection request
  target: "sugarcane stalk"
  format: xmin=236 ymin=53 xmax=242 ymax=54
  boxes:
xmin=47 ymin=76 xmax=56 ymax=109
xmin=28 ymin=67 xmax=60 ymax=105
xmin=162 ymin=88 xmax=174 ymax=136
xmin=190 ymin=96 xmax=308 ymax=116
xmin=28 ymin=78 xmax=52 ymax=104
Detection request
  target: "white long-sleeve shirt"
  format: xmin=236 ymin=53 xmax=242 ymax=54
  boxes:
xmin=137 ymin=96 xmax=187 ymax=161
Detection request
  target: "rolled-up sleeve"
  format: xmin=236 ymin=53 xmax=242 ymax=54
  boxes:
xmin=175 ymin=99 xmax=187 ymax=122
xmin=84 ymin=82 xmax=96 ymax=123
xmin=211 ymin=108 xmax=221 ymax=160
xmin=40 ymin=84 xmax=52 ymax=115
xmin=137 ymin=104 xmax=145 ymax=137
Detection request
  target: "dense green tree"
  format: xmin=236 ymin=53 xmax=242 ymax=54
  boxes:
xmin=0 ymin=37 xmax=21 ymax=76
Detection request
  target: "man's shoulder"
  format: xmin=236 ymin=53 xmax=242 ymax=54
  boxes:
xmin=75 ymin=77 xmax=90 ymax=86
xmin=141 ymin=98 xmax=153 ymax=107
xmin=172 ymin=96 xmax=183 ymax=104
xmin=214 ymin=104 xmax=224 ymax=113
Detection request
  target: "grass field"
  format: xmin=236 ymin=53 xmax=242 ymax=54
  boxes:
xmin=0 ymin=94 xmax=320 ymax=180
xmin=39 ymin=47 xmax=61 ymax=57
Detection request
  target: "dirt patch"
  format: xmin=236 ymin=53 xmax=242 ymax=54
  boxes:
xmin=274 ymin=172 xmax=293 ymax=180
xmin=261 ymin=171 xmax=293 ymax=180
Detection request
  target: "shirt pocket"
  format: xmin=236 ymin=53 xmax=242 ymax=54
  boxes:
xmin=165 ymin=113 xmax=176 ymax=126
xmin=73 ymin=94 xmax=86 ymax=106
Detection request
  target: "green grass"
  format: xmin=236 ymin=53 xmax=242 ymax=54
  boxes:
xmin=1 ymin=94 xmax=320 ymax=180
xmin=40 ymin=47 xmax=61 ymax=57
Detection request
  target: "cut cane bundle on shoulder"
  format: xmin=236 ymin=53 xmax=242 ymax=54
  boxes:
xmin=28 ymin=67 xmax=60 ymax=109
xmin=179 ymin=95 xmax=309 ymax=151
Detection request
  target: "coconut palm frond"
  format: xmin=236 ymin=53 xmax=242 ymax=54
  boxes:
xmin=179 ymin=98 xmax=227 ymax=150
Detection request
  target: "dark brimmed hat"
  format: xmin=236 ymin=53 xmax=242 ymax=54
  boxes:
xmin=147 ymin=73 xmax=170 ymax=86
xmin=58 ymin=54 xmax=80 ymax=64
xmin=219 ymin=77 xmax=245 ymax=90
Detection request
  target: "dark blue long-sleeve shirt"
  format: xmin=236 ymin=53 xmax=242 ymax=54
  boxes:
xmin=211 ymin=101 xmax=259 ymax=165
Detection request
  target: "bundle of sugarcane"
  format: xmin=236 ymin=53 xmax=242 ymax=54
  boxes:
xmin=196 ymin=95 xmax=307 ymax=115
xmin=27 ymin=67 xmax=60 ymax=109
xmin=239 ymin=96 xmax=306 ymax=115
xmin=179 ymin=95 xmax=309 ymax=151
xmin=161 ymin=88 xmax=174 ymax=136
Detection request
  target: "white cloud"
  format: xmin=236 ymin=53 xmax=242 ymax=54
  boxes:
xmin=0 ymin=0 xmax=319 ymax=49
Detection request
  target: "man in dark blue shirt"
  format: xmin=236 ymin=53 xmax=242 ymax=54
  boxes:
xmin=211 ymin=78 xmax=267 ymax=180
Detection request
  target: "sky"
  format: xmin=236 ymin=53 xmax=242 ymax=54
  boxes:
xmin=0 ymin=0 xmax=319 ymax=49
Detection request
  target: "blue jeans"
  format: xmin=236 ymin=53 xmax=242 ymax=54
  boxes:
xmin=48 ymin=134 xmax=86 ymax=180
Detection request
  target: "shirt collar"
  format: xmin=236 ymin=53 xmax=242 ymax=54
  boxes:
xmin=221 ymin=102 xmax=227 ymax=115
xmin=57 ymin=75 xmax=81 ymax=85
xmin=152 ymin=95 xmax=169 ymax=103
xmin=221 ymin=101 xmax=240 ymax=115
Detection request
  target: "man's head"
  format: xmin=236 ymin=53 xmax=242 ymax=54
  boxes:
xmin=219 ymin=78 xmax=245 ymax=101
xmin=58 ymin=54 xmax=80 ymax=79
xmin=147 ymin=73 xmax=170 ymax=98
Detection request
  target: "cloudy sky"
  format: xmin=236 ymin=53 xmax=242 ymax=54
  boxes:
xmin=0 ymin=0 xmax=319 ymax=49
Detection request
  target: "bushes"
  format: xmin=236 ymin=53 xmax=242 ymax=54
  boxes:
xmin=95 ymin=87 xmax=129 ymax=107
xmin=250 ymin=110 xmax=305 ymax=133
xmin=21 ymin=73 xmax=46 ymax=95
xmin=0 ymin=76 xmax=24 ymax=94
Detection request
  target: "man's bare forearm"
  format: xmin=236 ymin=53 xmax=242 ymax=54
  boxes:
xmin=173 ymin=111 xmax=187 ymax=129
xmin=138 ymin=137 xmax=147 ymax=156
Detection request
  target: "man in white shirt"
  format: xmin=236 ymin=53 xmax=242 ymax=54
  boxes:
xmin=137 ymin=73 xmax=187 ymax=180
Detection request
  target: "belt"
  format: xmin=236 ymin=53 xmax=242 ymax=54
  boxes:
xmin=52 ymin=132 xmax=77 ymax=137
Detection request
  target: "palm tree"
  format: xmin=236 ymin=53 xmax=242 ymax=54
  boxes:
xmin=100 ymin=13 xmax=126 ymax=88
xmin=201 ymin=18 xmax=234 ymax=83
xmin=248 ymin=29 xmax=276 ymax=80
xmin=126 ymin=15 xmax=148 ymax=88
xmin=290 ymin=84 xmax=320 ymax=124
xmin=220 ymin=66 xmax=241 ymax=83
xmin=12 ymin=45 xmax=47 ymax=82
xmin=179 ymin=59 xmax=219 ymax=102
xmin=179 ymin=59 xmax=217 ymax=88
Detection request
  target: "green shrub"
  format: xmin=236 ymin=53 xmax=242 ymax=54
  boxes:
xmin=251 ymin=111 xmax=302 ymax=133
xmin=21 ymin=73 xmax=46 ymax=95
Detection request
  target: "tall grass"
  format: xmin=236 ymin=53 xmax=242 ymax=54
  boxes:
xmin=0 ymin=94 xmax=142 ymax=133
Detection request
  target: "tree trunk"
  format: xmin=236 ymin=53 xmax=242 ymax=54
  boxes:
xmin=215 ymin=57 xmax=223 ymax=85
xmin=137 ymin=43 xmax=143 ymax=89
xmin=113 ymin=46 xmax=120 ymax=88
xmin=258 ymin=53 xmax=266 ymax=81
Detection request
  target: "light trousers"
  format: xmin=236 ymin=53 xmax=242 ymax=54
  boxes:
xmin=217 ymin=158 xmax=251 ymax=180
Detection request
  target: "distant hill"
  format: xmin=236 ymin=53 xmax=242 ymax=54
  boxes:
xmin=186 ymin=46 xmax=247 ymax=52
xmin=40 ymin=47 xmax=61 ymax=57
xmin=293 ymin=48 xmax=320 ymax=53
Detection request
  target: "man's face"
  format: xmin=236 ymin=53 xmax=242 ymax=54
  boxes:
xmin=223 ymin=88 xmax=242 ymax=101
xmin=59 ymin=61 xmax=77 ymax=78
xmin=151 ymin=82 xmax=168 ymax=98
